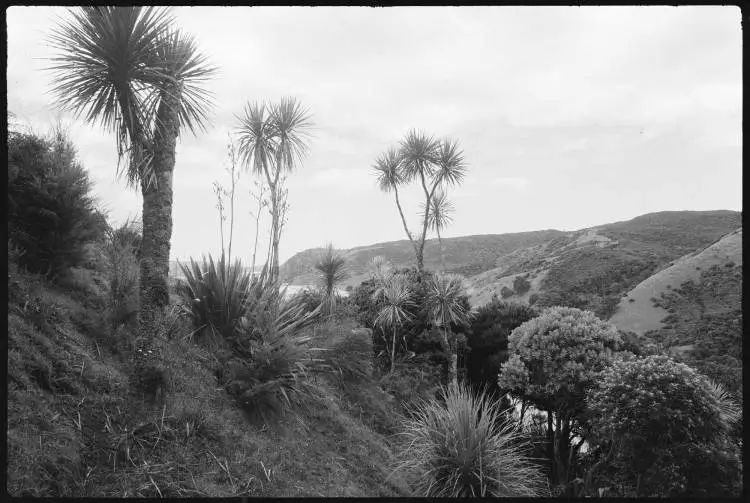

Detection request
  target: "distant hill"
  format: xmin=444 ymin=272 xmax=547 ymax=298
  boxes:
xmin=281 ymin=210 xmax=741 ymax=319
xmin=279 ymin=230 xmax=565 ymax=288
xmin=469 ymin=210 xmax=742 ymax=317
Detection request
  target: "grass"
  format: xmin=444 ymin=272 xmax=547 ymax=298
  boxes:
xmin=394 ymin=383 xmax=549 ymax=497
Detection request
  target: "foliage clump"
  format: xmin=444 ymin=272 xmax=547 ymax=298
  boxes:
xmin=498 ymin=306 xmax=624 ymax=486
xmin=587 ymin=355 xmax=742 ymax=497
xmin=465 ymin=298 xmax=537 ymax=396
xmin=176 ymin=254 xmax=255 ymax=343
xmin=512 ymin=274 xmax=531 ymax=295
xmin=8 ymin=127 xmax=107 ymax=279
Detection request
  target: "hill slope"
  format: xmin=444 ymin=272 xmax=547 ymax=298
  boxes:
xmin=281 ymin=210 xmax=741 ymax=318
xmin=608 ymin=228 xmax=742 ymax=335
xmin=7 ymin=261 xmax=410 ymax=497
xmin=280 ymin=230 xmax=565 ymax=287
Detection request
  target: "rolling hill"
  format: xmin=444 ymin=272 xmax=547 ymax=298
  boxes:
xmin=279 ymin=230 xmax=565 ymax=288
xmin=281 ymin=210 xmax=742 ymax=319
xmin=608 ymin=228 xmax=743 ymax=336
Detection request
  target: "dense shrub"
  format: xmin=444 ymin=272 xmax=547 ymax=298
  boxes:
xmin=219 ymin=278 xmax=322 ymax=422
xmin=318 ymin=326 xmax=374 ymax=388
xmin=498 ymin=306 xmax=625 ymax=485
xmin=102 ymin=219 xmax=142 ymax=328
xmin=288 ymin=287 xmax=323 ymax=315
xmin=8 ymin=127 xmax=107 ymax=279
xmin=351 ymin=267 xmax=471 ymax=370
xmin=223 ymin=334 xmax=318 ymax=423
xmin=498 ymin=307 xmax=623 ymax=416
xmin=512 ymin=274 xmax=531 ymax=295
xmin=395 ymin=384 xmax=548 ymax=497
xmin=465 ymin=298 xmax=537 ymax=396
xmin=587 ymin=355 xmax=742 ymax=497
xmin=379 ymin=362 xmax=442 ymax=414
xmin=500 ymin=286 xmax=514 ymax=298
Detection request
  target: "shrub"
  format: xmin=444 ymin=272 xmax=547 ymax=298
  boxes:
xmin=395 ymin=384 xmax=548 ymax=497
xmin=587 ymin=355 xmax=742 ymax=497
xmin=223 ymin=327 xmax=320 ymax=423
xmin=379 ymin=362 xmax=442 ymax=414
xmin=466 ymin=299 xmax=537 ymax=396
xmin=221 ymin=279 xmax=322 ymax=422
xmin=497 ymin=306 xmax=624 ymax=485
xmin=288 ymin=288 xmax=323 ymax=315
xmin=513 ymin=275 xmax=531 ymax=295
xmin=352 ymin=267 xmax=464 ymax=364
xmin=7 ymin=127 xmax=107 ymax=279
xmin=528 ymin=293 xmax=539 ymax=306
xmin=498 ymin=307 xmax=623 ymax=416
xmin=500 ymin=286 xmax=514 ymax=298
xmin=320 ymin=327 xmax=373 ymax=387
xmin=102 ymin=218 xmax=142 ymax=328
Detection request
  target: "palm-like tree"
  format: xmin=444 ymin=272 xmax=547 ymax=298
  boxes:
xmin=48 ymin=7 xmax=216 ymax=339
xmin=314 ymin=243 xmax=348 ymax=318
xmin=373 ymin=130 xmax=466 ymax=274
xmin=373 ymin=274 xmax=415 ymax=373
xmin=235 ymin=97 xmax=313 ymax=283
xmin=426 ymin=272 xmax=474 ymax=387
xmin=421 ymin=189 xmax=455 ymax=272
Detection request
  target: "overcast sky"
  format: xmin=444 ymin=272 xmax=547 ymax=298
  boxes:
xmin=7 ymin=6 xmax=742 ymax=265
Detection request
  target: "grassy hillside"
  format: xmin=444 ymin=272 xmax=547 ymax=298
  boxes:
xmin=468 ymin=211 xmax=741 ymax=315
xmin=7 ymin=259 xmax=412 ymax=497
xmin=279 ymin=230 xmax=564 ymax=287
xmin=608 ymin=228 xmax=742 ymax=335
xmin=282 ymin=211 xmax=741 ymax=319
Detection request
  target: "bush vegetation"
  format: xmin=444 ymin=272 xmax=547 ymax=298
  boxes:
xmin=465 ymin=297 xmax=537 ymax=397
xmin=512 ymin=274 xmax=531 ymax=295
xmin=498 ymin=307 xmax=625 ymax=486
xmin=587 ymin=355 xmax=742 ymax=497
xmin=8 ymin=126 xmax=107 ymax=280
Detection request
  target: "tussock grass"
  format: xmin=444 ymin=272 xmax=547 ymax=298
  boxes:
xmin=395 ymin=383 xmax=549 ymax=497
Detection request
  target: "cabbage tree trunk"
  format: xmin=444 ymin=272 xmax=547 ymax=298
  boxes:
xmin=441 ymin=326 xmax=457 ymax=388
xmin=138 ymin=83 xmax=179 ymax=341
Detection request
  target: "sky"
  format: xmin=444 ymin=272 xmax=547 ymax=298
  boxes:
xmin=6 ymin=6 xmax=742 ymax=265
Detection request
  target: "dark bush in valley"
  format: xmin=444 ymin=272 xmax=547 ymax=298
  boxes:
xmin=465 ymin=298 xmax=538 ymax=396
xmin=512 ymin=274 xmax=531 ymax=295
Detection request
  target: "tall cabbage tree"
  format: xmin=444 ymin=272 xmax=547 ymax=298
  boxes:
xmin=48 ymin=6 xmax=217 ymax=340
xmin=426 ymin=272 xmax=474 ymax=387
xmin=373 ymin=130 xmax=466 ymax=274
xmin=235 ymin=97 xmax=313 ymax=283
